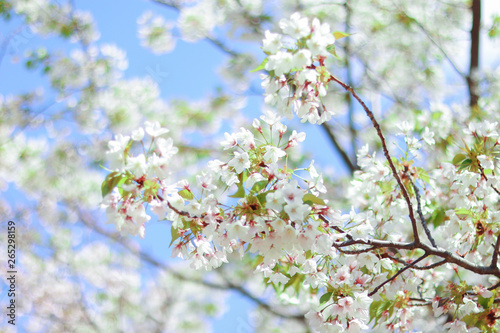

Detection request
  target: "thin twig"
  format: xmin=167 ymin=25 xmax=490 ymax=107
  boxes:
xmin=492 ymin=234 xmax=500 ymax=269
xmin=411 ymin=19 xmax=466 ymax=79
xmin=150 ymin=0 xmax=238 ymax=57
xmin=368 ymin=254 xmax=428 ymax=296
xmin=329 ymin=75 xmax=420 ymax=244
xmin=318 ymin=214 xmax=352 ymax=240
xmin=386 ymin=254 xmax=446 ymax=270
xmin=408 ymin=301 xmax=432 ymax=307
xmin=406 ymin=173 xmax=437 ymax=247
xmin=476 ymin=160 xmax=500 ymax=267
xmin=321 ymin=123 xmax=358 ymax=174
xmin=477 ymin=160 xmax=500 ymax=197
xmin=488 ymin=280 xmax=500 ymax=291
xmin=414 ymin=259 xmax=447 ymax=270
xmin=0 ymin=25 xmax=26 ymax=72
xmin=333 ymin=245 xmax=376 ymax=255
xmin=332 ymin=237 xmax=500 ymax=277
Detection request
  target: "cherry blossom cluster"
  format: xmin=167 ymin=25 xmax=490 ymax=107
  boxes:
xmin=103 ymin=115 xmax=390 ymax=330
xmin=259 ymin=13 xmax=338 ymax=124
xmin=101 ymin=121 xmax=178 ymax=238
xmin=345 ymin=121 xmax=500 ymax=331
xmin=137 ymin=11 xmax=176 ymax=54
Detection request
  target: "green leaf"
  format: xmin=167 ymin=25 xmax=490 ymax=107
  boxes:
xmin=477 ymin=295 xmax=494 ymax=309
xmin=123 ymin=139 xmax=133 ymax=162
xmin=251 ymin=180 xmax=268 ymax=193
xmin=303 ymin=193 xmax=326 ymax=206
xmin=101 ymin=171 xmax=125 ymax=198
xmin=256 ymin=192 xmax=268 ymax=205
xmin=369 ymin=300 xmax=382 ymax=325
xmin=458 ymin=159 xmax=472 ymax=171
xmin=430 ymin=208 xmax=446 ymax=227
xmin=333 ymin=31 xmax=351 ymax=40
xmin=283 ymin=273 xmax=299 ymax=291
xmin=455 ymin=208 xmax=473 ymax=216
xmin=178 ymin=189 xmax=194 ymax=200
xmin=250 ymin=58 xmax=268 ymax=73
xmin=416 ymin=167 xmax=429 ymax=183
xmin=369 ymin=300 xmax=392 ymax=326
xmin=169 ymin=225 xmax=180 ymax=247
xmin=229 ymin=171 xmax=249 ymax=198
xmin=452 ymin=153 xmax=467 ymax=165
xmin=326 ymin=45 xmax=339 ymax=59
xmin=320 ymin=292 xmax=333 ymax=305
xmin=432 ymin=111 xmax=443 ymax=120
xmin=229 ymin=183 xmax=246 ymax=198
xmin=241 ymin=170 xmax=249 ymax=183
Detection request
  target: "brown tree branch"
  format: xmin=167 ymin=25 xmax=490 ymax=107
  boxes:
xmin=467 ymin=0 xmax=481 ymax=111
xmin=321 ymin=123 xmax=358 ymax=175
xmin=492 ymin=233 xmax=500 ymax=269
xmin=329 ymin=75 xmax=420 ymax=243
xmin=488 ymin=280 xmax=500 ymax=291
xmin=368 ymin=254 xmax=428 ymax=296
xmin=333 ymin=245 xmax=376 ymax=255
xmin=386 ymin=254 xmax=446 ymax=270
xmin=477 ymin=160 xmax=500 ymax=197
xmin=332 ymin=237 xmax=500 ymax=277
xmin=318 ymin=214 xmax=352 ymax=240
xmin=406 ymin=173 xmax=437 ymax=247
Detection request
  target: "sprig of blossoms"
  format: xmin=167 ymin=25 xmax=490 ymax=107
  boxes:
xmin=258 ymin=13 xmax=341 ymax=125
xmin=101 ymin=121 xmax=177 ymax=238
xmin=137 ymin=11 xmax=176 ymax=54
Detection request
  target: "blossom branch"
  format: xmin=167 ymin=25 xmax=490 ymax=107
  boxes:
xmin=318 ymin=214 xmax=352 ymax=240
xmin=77 ymin=207 xmax=305 ymax=321
xmin=492 ymin=232 xmax=500 ymax=269
xmin=77 ymin=208 xmax=225 ymax=289
xmin=406 ymin=173 xmax=437 ymax=247
xmin=321 ymin=123 xmax=358 ymax=174
xmin=386 ymin=254 xmax=446 ymax=270
xmin=477 ymin=160 xmax=500 ymax=197
xmin=488 ymin=280 xmax=500 ymax=291
xmin=333 ymin=245 xmax=376 ymax=255
xmin=150 ymin=0 xmax=239 ymax=57
xmin=329 ymin=75 xmax=420 ymax=243
xmin=333 ymin=237 xmax=500 ymax=277
xmin=368 ymin=254 xmax=428 ymax=296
